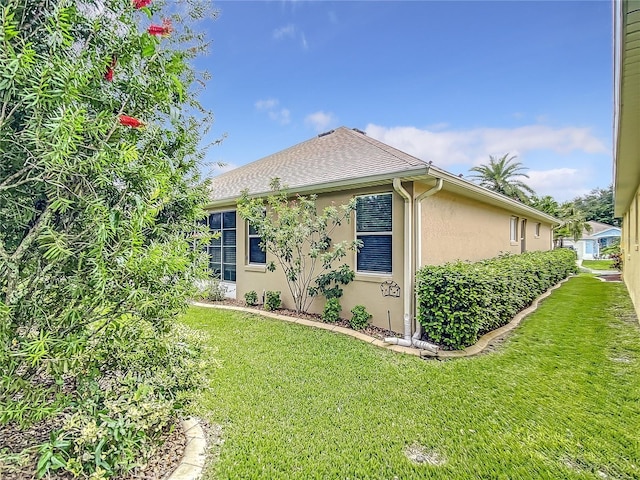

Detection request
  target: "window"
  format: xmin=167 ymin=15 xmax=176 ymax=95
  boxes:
xmin=207 ymin=211 xmax=236 ymax=282
xmin=247 ymin=221 xmax=266 ymax=265
xmin=535 ymin=222 xmax=541 ymax=237
xmin=356 ymin=193 xmax=392 ymax=274
xmin=510 ymin=216 xmax=519 ymax=242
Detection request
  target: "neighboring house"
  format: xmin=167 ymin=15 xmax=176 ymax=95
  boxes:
xmin=205 ymin=126 xmax=558 ymax=334
xmin=614 ymin=0 xmax=640 ymax=316
xmin=562 ymin=221 xmax=621 ymax=260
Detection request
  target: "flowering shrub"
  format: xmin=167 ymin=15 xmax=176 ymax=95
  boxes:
xmin=416 ymin=249 xmax=578 ymax=350
xmin=0 ymin=0 xmax=216 ymax=477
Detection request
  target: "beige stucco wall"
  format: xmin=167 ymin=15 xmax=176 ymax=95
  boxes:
xmin=621 ymin=186 xmax=640 ymax=315
xmin=221 ymin=184 xmax=408 ymax=333
xmin=419 ymin=189 xmax=553 ymax=265
xmin=207 ymin=181 xmax=555 ymax=333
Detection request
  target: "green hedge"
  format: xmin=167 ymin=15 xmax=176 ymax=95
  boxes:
xmin=416 ymin=249 xmax=578 ymax=350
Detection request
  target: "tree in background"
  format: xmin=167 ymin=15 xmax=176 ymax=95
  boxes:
xmin=0 ymin=0 xmax=215 ymax=477
xmin=469 ymin=154 xmax=535 ymax=203
xmin=572 ymin=185 xmax=618 ymax=227
xmin=529 ymin=195 xmax=561 ymax=217
xmin=555 ymin=204 xmax=592 ymax=246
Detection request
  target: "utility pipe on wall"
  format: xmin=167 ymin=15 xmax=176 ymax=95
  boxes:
xmin=384 ymin=179 xmax=413 ymax=347
xmin=412 ymin=178 xmax=443 ymax=353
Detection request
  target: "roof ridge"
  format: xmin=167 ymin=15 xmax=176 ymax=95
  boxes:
xmin=342 ymin=127 xmax=428 ymax=168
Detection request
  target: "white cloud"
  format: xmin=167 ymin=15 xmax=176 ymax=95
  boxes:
xmin=365 ymin=124 xmax=607 ymax=167
xmin=255 ymin=98 xmax=279 ymax=111
xmin=273 ymin=24 xmax=296 ymax=40
xmin=305 ymin=111 xmax=337 ymax=132
xmin=527 ymin=168 xmax=591 ymax=201
xmin=269 ymin=108 xmax=291 ymax=125
xmin=301 ymin=33 xmax=308 ymax=50
xmin=255 ymin=98 xmax=290 ymax=124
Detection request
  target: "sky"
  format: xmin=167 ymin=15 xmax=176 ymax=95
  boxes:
xmin=194 ymin=0 xmax=613 ymax=202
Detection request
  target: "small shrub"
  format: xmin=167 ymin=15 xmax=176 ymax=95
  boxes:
xmin=264 ymin=291 xmax=281 ymax=311
xmin=349 ymin=305 xmax=372 ymax=330
xmin=611 ymin=252 xmax=623 ymax=270
xmin=322 ymin=298 xmax=342 ymax=323
xmin=206 ymin=277 xmax=227 ymax=302
xmin=244 ymin=290 xmax=259 ymax=306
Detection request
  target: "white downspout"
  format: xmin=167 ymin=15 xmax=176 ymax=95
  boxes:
xmin=411 ymin=178 xmax=443 ymax=353
xmin=384 ymin=178 xmax=413 ymax=347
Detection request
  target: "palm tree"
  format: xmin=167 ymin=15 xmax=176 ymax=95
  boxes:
xmin=469 ymin=154 xmax=535 ymax=202
xmin=555 ymin=203 xmax=592 ymax=247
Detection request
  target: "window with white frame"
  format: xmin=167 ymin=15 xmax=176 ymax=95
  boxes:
xmin=356 ymin=193 xmax=392 ymax=274
xmin=510 ymin=216 xmax=519 ymax=242
xmin=208 ymin=211 xmax=236 ymax=282
xmin=247 ymin=221 xmax=266 ymax=265
xmin=535 ymin=222 xmax=541 ymax=237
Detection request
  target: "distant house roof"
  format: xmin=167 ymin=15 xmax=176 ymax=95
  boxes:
xmin=209 ymin=127 xmax=428 ymax=203
xmin=584 ymin=221 xmax=621 ymax=239
xmin=207 ymin=126 xmax=559 ymax=225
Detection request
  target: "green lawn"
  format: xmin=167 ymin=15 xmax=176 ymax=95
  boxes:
xmin=581 ymin=259 xmax=616 ymax=270
xmin=182 ymin=275 xmax=640 ymax=479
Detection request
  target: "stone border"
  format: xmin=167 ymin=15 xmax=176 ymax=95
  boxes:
xmin=191 ymin=277 xmax=570 ymax=360
xmin=167 ymin=418 xmax=207 ymax=480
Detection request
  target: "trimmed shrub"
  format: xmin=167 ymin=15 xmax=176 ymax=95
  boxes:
xmin=264 ymin=291 xmax=281 ymax=311
xmin=349 ymin=305 xmax=372 ymax=330
xmin=322 ymin=298 xmax=342 ymax=323
xmin=244 ymin=290 xmax=259 ymax=306
xmin=416 ymin=249 xmax=577 ymax=350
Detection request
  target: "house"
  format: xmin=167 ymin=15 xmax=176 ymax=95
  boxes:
xmin=613 ymin=0 xmax=640 ymax=316
xmin=205 ymin=127 xmax=558 ymax=336
xmin=613 ymin=0 xmax=640 ymax=315
xmin=562 ymin=221 xmax=621 ymax=260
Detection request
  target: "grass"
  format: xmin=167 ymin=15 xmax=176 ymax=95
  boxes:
xmin=581 ymin=259 xmax=616 ymax=270
xmin=182 ymin=275 xmax=640 ymax=479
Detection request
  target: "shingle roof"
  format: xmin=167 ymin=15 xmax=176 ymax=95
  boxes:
xmin=209 ymin=127 xmax=428 ymax=203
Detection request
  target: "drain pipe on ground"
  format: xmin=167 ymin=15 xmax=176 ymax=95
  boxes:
xmin=411 ymin=178 xmax=443 ymax=353
xmin=384 ymin=179 xmax=413 ymax=347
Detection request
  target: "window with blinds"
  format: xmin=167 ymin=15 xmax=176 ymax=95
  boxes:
xmin=356 ymin=193 xmax=392 ymax=274
xmin=247 ymin=221 xmax=266 ymax=265
xmin=208 ymin=211 xmax=236 ymax=282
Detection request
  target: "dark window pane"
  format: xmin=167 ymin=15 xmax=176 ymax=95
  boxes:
xmin=357 ymin=235 xmax=392 ymax=273
xmin=249 ymin=237 xmax=266 ymax=264
xmin=210 ymin=234 xmax=221 ymax=247
xmin=223 ymin=246 xmax=236 ymax=264
xmin=209 ymin=213 xmax=221 ymax=230
xmin=223 ymin=264 xmax=236 ymax=282
xmin=223 ymin=211 xmax=236 ymax=229
xmin=356 ymin=194 xmax=392 ymax=232
xmin=209 ymin=246 xmax=221 ymax=263
xmin=223 ymin=230 xmax=236 ymax=247
xmin=210 ymin=262 xmax=221 ymax=278
xmin=248 ymin=223 xmax=258 ymax=236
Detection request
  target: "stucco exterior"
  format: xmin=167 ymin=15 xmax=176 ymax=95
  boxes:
xmin=620 ymin=187 xmax=640 ymax=312
xmin=420 ymin=189 xmax=553 ymax=265
xmin=208 ymin=180 xmax=556 ymax=332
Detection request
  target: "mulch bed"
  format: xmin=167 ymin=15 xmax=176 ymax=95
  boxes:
xmin=0 ymin=418 xmax=187 ymax=480
xmin=598 ymin=273 xmax=622 ymax=282
xmin=205 ymin=299 xmax=401 ymax=340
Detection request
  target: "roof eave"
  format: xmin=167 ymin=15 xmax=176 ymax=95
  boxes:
xmin=204 ymin=167 xmax=431 ymax=209
xmin=427 ymin=167 xmax=561 ymax=225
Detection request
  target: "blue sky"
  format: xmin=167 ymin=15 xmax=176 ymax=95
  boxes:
xmin=196 ymin=1 xmax=612 ymax=202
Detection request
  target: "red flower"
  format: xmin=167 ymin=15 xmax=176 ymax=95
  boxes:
xmin=104 ymin=57 xmax=117 ymax=82
xmin=133 ymin=0 xmax=151 ymax=8
xmin=118 ymin=115 xmax=145 ymax=128
xmin=147 ymin=19 xmax=172 ymax=37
